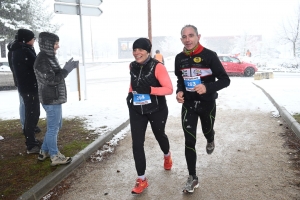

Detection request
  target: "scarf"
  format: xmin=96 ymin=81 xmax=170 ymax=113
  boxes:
xmin=183 ymin=43 xmax=204 ymax=56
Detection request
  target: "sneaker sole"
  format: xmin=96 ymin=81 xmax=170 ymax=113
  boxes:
xmin=38 ymin=156 xmax=49 ymax=161
xmin=206 ymin=149 xmax=214 ymax=154
xmin=50 ymin=157 xmax=72 ymax=166
xmin=183 ymin=183 xmax=199 ymax=193
xmin=27 ymin=151 xmax=40 ymax=154
xmin=131 ymin=186 xmax=148 ymax=194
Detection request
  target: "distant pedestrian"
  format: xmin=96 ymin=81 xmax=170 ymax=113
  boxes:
xmin=153 ymin=49 xmax=164 ymax=64
xmin=7 ymin=33 xmax=41 ymax=135
xmin=34 ymin=32 xmax=78 ymax=166
xmin=10 ymin=28 xmax=41 ymax=154
xmin=126 ymin=38 xmax=173 ymax=194
xmin=175 ymin=25 xmax=230 ymax=193
xmin=246 ymin=49 xmax=252 ymax=57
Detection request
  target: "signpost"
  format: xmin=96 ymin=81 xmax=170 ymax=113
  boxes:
xmin=55 ymin=0 xmax=102 ymax=6
xmin=54 ymin=0 xmax=102 ymax=100
xmin=54 ymin=4 xmax=102 ymax=16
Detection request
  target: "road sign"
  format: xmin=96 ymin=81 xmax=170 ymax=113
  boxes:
xmin=54 ymin=0 xmax=103 ymax=100
xmin=54 ymin=4 xmax=102 ymax=16
xmin=54 ymin=0 xmax=102 ymax=6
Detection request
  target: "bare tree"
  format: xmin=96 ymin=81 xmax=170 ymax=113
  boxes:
xmin=277 ymin=3 xmax=300 ymax=57
xmin=232 ymin=32 xmax=261 ymax=56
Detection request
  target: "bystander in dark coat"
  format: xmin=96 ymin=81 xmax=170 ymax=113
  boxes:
xmin=11 ymin=28 xmax=41 ymax=154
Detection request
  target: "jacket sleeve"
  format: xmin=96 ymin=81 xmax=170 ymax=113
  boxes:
xmin=7 ymin=50 xmax=18 ymax=87
xmin=34 ymin=55 xmax=66 ymax=87
xmin=128 ymin=64 xmax=133 ymax=93
xmin=174 ymin=54 xmax=185 ymax=94
xmin=203 ymin=52 xmax=230 ymax=93
xmin=151 ymin=63 xmax=173 ymax=95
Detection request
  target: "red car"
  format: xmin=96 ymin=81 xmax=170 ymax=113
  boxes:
xmin=218 ymin=55 xmax=258 ymax=76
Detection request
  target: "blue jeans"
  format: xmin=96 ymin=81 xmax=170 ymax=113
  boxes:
xmin=41 ymin=104 xmax=63 ymax=157
xmin=18 ymin=92 xmax=25 ymax=129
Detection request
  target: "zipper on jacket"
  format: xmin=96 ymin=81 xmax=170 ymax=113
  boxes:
xmin=189 ymin=56 xmax=192 ymax=76
xmin=137 ymin=65 xmax=143 ymax=86
xmin=138 ymin=65 xmax=144 ymax=114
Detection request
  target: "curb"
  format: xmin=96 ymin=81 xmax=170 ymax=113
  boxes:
xmin=253 ymin=82 xmax=300 ymax=139
xmin=254 ymin=71 xmax=274 ymax=80
xmin=18 ymin=119 xmax=130 ymax=200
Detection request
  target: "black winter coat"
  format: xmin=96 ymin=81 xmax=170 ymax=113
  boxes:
xmin=34 ymin=51 xmax=68 ymax=105
xmin=10 ymin=41 xmax=38 ymax=94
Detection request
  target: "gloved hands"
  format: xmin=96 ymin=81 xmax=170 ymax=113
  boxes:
xmin=126 ymin=92 xmax=133 ymax=108
xmin=135 ymin=85 xmax=151 ymax=94
xmin=63 ymin=57 xmax=79 ymax=73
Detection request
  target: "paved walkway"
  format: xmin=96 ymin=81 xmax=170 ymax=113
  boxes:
xmin=20 ymin=75 xmax=300 ymax=200
xmin=58 ymin=111 xmax=298 ymax=200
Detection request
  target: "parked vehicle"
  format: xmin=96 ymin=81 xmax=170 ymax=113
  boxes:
xmin=218 ymin=54 xmax=258 ymax=77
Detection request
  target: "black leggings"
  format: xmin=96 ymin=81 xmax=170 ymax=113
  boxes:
xmin=181 ymin=100 xmax=216 ymax=175
xmin=22 ymin=93 xmax=40 ymax=149
xmin=129 ymin=106 xmax=170 ymax=176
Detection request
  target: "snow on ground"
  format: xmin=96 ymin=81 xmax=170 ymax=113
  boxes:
xmin=0 ymin=62 xmax=299 ymax=156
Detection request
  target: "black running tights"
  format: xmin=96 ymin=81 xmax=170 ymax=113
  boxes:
xmin=181 ymin=100 xmax=216 ymax=175
xmin=129 ymin=106 xmax=170 ymax=176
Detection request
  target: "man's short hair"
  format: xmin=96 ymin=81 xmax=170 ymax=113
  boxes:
xmin=156 ymin=50 xmax=160 ymax=53
xmin=181 ymin=25 xmax=199 ymax=36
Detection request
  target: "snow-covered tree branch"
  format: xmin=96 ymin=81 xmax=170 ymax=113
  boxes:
xmin=0 ymin=0 xmax=60 ymax=41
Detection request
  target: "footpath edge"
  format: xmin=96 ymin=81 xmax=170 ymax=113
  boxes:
xmin=253 ymin=82 xmax=300 ymax=139
xmin=18 ymin=119 xmax=130 ymax=200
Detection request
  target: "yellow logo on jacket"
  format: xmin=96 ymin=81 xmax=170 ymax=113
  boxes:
xmin=193 ymin=57 xmax=201 ymax=63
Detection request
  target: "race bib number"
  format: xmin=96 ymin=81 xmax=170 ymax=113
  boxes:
xmin=133 ymin=94 xmax=151 ymax=105
xmin=183 ymin=76 xmax=201 ymax=92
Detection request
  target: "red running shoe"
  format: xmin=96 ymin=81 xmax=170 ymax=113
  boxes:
xmin=131 ymin=178 xmax=149 ymax=194
xmin=164 ymin=151 xmax=173 ymax=170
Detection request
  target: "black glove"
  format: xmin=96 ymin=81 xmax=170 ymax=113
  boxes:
xmin=63 ymin=57 xmax=79 ymax=73
xmin=126 ymin=92 xmax=133 ymax=107
xmin=135 ymin=85 xmax=151 ymax=94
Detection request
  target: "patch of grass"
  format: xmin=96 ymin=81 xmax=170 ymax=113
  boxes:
xmin=280 ymin=126 xmax=300 ymax=188
xmin=293 ymin=113 xmax=300 ymax=123
xmin=0 ymin=117 xmax=98 ymax=200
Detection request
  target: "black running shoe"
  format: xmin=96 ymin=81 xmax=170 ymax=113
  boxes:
xmin=34 ymin=126 xmax=41 ymax=134
xmin=206 ymin=141 xmax=215 ymax=154
xmin=182 ymin=175 xmax=199 ymax=193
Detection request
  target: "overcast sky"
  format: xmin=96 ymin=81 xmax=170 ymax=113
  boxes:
xmin=49 ymin=0 xmax=299 ymax=38
xmin=44 ymin=0 xmax=300 ymax=59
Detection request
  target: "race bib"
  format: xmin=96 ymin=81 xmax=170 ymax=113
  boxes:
xmin=133 ymin=94 xmax=151 ymax=105
xmin=183 ymin=76 xmax=201 ymax=92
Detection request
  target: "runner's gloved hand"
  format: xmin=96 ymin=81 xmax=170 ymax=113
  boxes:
xmin=126 ymin=92 xmax=133 ymax=107
xmin=63 ymin=57 xmax=79 ymax=73
xmin=135 ymin=85 xmax=151 ymax=94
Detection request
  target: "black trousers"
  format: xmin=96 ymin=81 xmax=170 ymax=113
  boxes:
xmin=181 ymin=100 xmax=216 ymax=175
xmin=21 ymin=93 xmax=40 ymax=150
xmin=129 ymin=105 xmax=170 ymax=176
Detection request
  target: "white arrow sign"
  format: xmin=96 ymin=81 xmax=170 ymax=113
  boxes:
xmin=54 ymin=0 xmax=102 ymax=6
xmin=54 ymin=3 xmax=102 ymax=16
